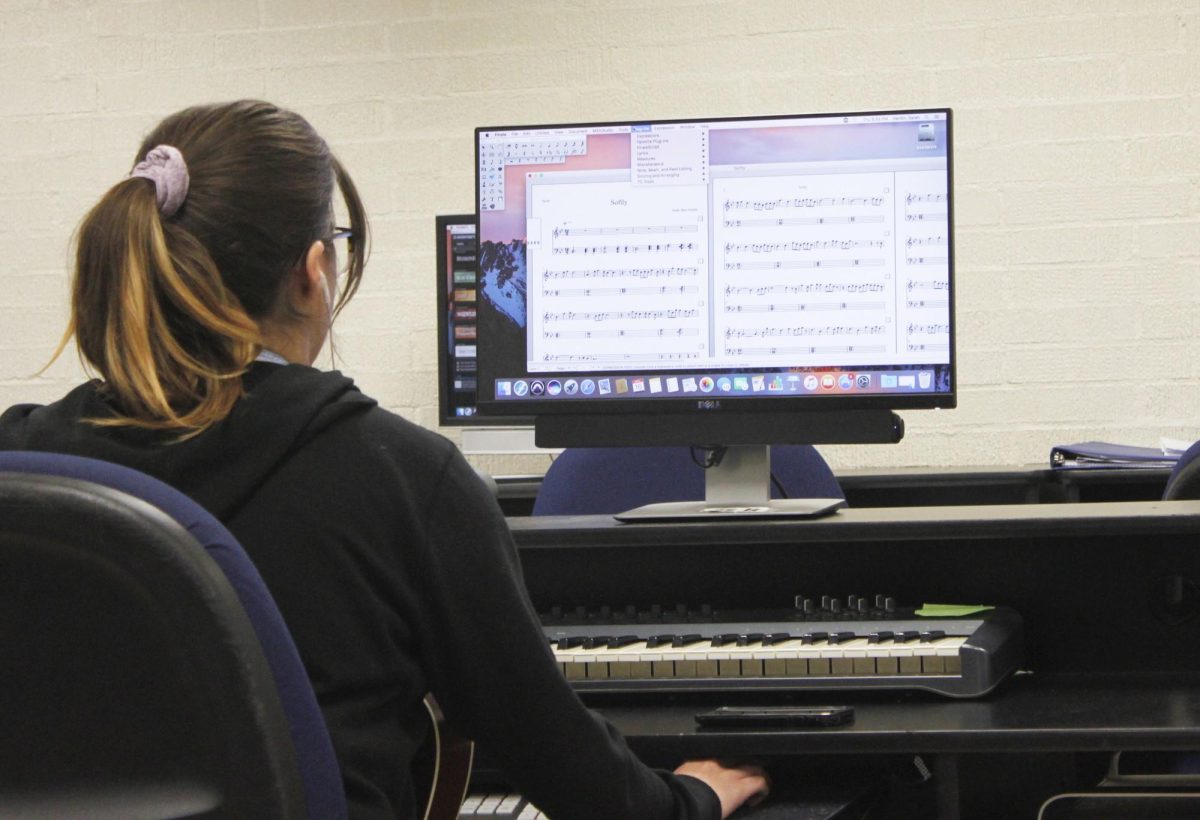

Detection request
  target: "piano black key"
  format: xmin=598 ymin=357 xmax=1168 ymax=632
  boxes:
xmin=829 ymin=631 xmax=857 ymax=645
xmin=869 ymin=631 xmax=895 ymax=644
xmin=581 ymin=636 xmax=612 ymax=649
xmin=735 ymin=633 xmax=765 ymax=646
xmin=802 ymin=631 xmax=829 ymax=644
xmin=920 ymin=630 xmax=947 ymax=643
xmin=645 ymin=634 xmax=676 ymax=648
xmin=672 ymin=633 xmax=704 ymax=647
xmin=556 ymin=635 xmax=586 ymax=649
xmin=608 ymin=635 xmax=640 ymax=649
xmin=763 ymin=632 xmax=794 ymax=645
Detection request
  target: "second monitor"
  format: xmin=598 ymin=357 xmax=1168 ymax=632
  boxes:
xmin=435 ymin=214 xmax=539 ymax=454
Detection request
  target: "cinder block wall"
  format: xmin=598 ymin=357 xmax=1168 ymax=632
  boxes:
xmin=2 ymin=0 xmax=1197 ymax=476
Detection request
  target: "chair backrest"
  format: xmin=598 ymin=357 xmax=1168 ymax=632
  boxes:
xmin=1164 ymin=440 xmax=1200 ymax=500
xmin=532 ymin=445 xmax=843 ymax=516
xmin=0 ymin=451 xmax=347 ymax=820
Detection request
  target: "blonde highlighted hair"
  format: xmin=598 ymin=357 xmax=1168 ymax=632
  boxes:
xmin=51 ymin=100 xmax=368 ymax=436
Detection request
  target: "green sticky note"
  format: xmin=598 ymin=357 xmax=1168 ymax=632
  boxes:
xmin=915 ymin=603 xmax=995 ymax=617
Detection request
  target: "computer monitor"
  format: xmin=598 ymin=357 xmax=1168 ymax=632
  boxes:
xmin=434 ymin=214 xmax=538 ymax=454
xmin=474 ymin=108 xmax=955 ymax=518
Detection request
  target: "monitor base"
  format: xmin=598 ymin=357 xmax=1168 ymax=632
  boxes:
xmin=614 ymin=497 xmax=845 ymax=523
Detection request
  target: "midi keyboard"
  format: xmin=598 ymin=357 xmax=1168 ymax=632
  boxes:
xmin=542 ymin=596 xmax=1023 ymax=698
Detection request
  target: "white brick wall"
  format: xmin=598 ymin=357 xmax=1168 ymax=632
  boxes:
xmin=1 ymin=0 xmax=1197 ymax=478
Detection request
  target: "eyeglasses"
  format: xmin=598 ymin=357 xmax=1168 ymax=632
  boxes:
xmin=327 ymin=226 xmax=355 ymax=277
xmin=329 ymin=226 xmax=355 ymax=254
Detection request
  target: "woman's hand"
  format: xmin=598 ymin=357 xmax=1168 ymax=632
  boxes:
xmin=675 ymin=759 xmax=770 ymax=818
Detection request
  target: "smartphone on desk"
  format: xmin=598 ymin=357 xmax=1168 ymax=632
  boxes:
xmin=695 ymin=705 xmax=854 ymax=729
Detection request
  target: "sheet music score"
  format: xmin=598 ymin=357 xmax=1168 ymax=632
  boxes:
xmin=526 ymin=180 xmax=709 ymax=370
xmin=712 ymin=172 xmax=891 ymax=363
xmin=898 ymin=186 xmax=951 ymax=354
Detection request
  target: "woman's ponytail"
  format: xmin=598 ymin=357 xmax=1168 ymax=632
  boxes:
xmin=66 ymin=160 xmax=260 ymax=435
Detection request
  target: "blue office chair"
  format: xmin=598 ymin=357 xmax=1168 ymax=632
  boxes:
xmin=532 ymin=445 xmax=843 ymax=516
xmin=1164 ymin=440 xmax=1200 ymax=500
xmin=0 ymin=452 xmax=347 ymax=820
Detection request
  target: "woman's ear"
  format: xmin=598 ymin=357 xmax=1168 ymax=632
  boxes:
xmin=301 ymin=239 xmax=327 ymax=297
xmin=288 ymin=239 xmax=332 ymax=316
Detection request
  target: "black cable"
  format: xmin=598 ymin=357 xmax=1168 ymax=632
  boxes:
xmin=692 ymin=446 xmax=787 ymax=498
xmin=689 ymin=445 xmax=726 ymax=469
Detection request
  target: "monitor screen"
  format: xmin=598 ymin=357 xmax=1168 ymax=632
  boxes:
xmin=475 ymin=108 xmax=954 ymax=448
xmin=435 ymin=214 xmax=534 ymax=428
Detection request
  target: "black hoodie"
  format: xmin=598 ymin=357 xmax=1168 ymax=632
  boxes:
xmin=0 ymin=363 xmax=719 ymax=820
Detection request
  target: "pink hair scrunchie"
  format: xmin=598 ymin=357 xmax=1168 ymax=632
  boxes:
xmin=129 ymin=144 xmax=189 ymax=218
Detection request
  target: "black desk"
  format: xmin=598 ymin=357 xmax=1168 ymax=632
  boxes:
xmin=510 ymin=501 xmax=1200 ymax=818
xmin=495 ymin=465 xmax=1173 ymax=516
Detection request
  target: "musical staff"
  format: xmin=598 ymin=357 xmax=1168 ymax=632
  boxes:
xmin=544 ymin=285 xmax=700 ymax=298
xmin=725 ymin=282 xmax=885 ymax=297
xmin=725 ymin=258 xmax=885 ymax=271
xmin=905 ymin=256 xmax=948 ymax=266
xmin=906 ymin=280 xmax=949 ymax=292
xmin=725 ymin=325 xmax=887 ymax=339
xmin=902 ymin=187 xmax=948 ymax=234
xmin=552 ymin=224 xmax=698 ymax=238
xmin=543 ymin=308 xmax=700 ymax=323
xmin=726 ymin=345 xmax=888 ymax=356
xmin=907 ymin=323 xmax=950 ymax=335
xmin=906 ymin=235 xmax=947 ymax=248
xmin=542 ymin=327 xmax=700 ymax=340
xmin=724 ymin=301 xmax=886 ymax=314
xmin=724 ymin=239 xmax=885 ymax=254
xmin=540 ymin=352 xmax=701 ymax=362
xmin=723 ymin=196 xmax=886 ymax=211
xmin=551 ymin=242 xmax=696 ymax=255
xmin=906 ymin=343 xmax=950 ymax=353
xmin=905 ymin=299 xmax=949 ymax=310
xmin=725 ymin=215 xmax=885 ymax=228
xmin=542 ymin=266 xmax=698 ymax=281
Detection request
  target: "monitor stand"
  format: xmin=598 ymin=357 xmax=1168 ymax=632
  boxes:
xmin=613 ymin=444 xmax=846 ymax=522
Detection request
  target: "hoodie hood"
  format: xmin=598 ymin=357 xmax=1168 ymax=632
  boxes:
xmin=0 ymin=363 xmax=376 ymax=520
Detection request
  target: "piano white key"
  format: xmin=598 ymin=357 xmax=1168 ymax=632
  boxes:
xmin=497 ymin=794 xmax=523 ymax=813
xmin=476 ymin=793 xmax=506 ymax=814
xmin=935 ymin=636 xmax=968 ymax=656
xmin=550 ymin=642 xmax=586 ymax=662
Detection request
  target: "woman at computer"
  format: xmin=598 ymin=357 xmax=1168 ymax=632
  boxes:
xmin=0 ymin=101 xmax=767 ymax=819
